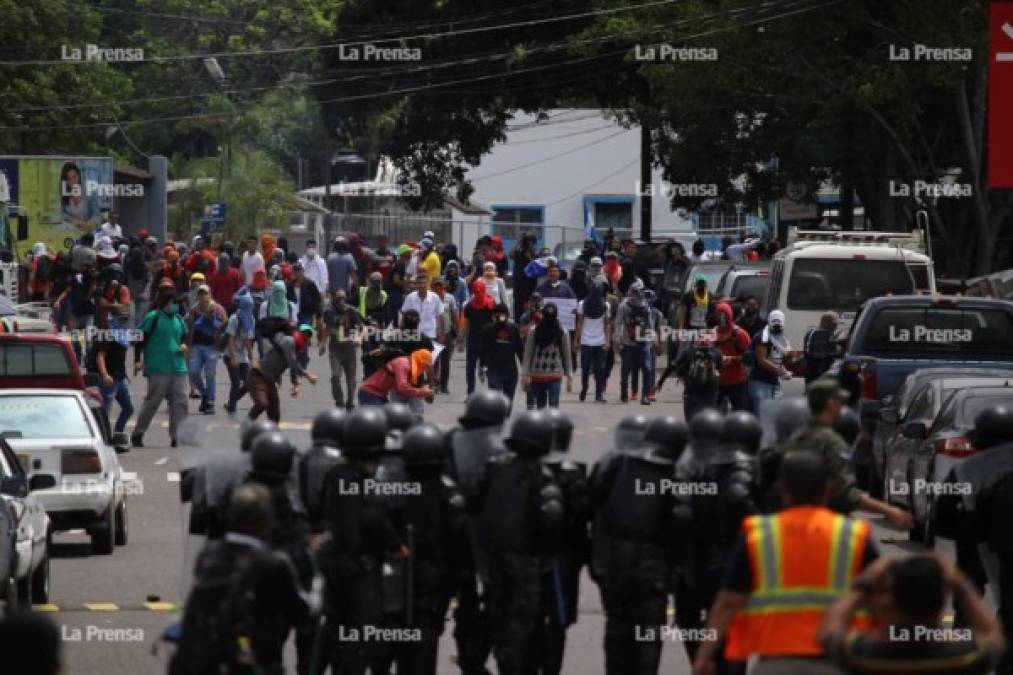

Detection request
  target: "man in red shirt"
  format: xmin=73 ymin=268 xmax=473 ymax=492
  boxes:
xmin=211 ymin=252 xmax=243 ymax=314
xmin=713 ymin=301 xmax=751 ymax=412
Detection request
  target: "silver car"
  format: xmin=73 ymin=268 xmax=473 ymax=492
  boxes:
xmin=0 ymin=390 xmax=129 ymax=556
xmin=0 ymin=436 xmax=53 ymax=603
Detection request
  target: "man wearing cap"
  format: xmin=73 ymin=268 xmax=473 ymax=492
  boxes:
xmin=132 ymin=278 xmax=189 ymax=448
xmin=777 ymin=378 xmax=913 ymax=529
xmin=419 ymin=237 xmax=442 ymax=288
xmin=326 ymin=236 xmax=358 ymax=296
xmin=298 ymin=239 xmax=329 ymax=294
xmin=247 ymin=323 xmax=319 ymax=424
xmin=678 ymin=274 xmax=714 ymax=331
xmin=187 ymin=283 xmax=227 ymax=415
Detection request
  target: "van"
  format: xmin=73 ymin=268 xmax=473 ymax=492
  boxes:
xmin=761 ymin=229 xmax=935 ymax=349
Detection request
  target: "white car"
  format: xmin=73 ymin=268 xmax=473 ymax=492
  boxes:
xmin=0 ymin=390 xmax=129 ymax=555
xmin=0 ymin=436 xmax=53 ymax=603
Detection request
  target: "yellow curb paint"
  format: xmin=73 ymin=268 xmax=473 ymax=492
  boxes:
xmin=144 ymin=602 xmax=178 ymax=612
xmin=84 ymin=603 xmax=119 ymax=612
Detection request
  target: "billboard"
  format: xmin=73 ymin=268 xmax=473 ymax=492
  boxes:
xmin=0 ymin=156 xmax=116 ymax=256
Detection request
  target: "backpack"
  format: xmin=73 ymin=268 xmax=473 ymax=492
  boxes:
xmin=363 ymin=343 xmax=407 ymax=374
xmin=169 ymin=541 xmax=258 ymax=675
xmin=743 ymin=330 xmax=762 ymax=368
xmin=685 ymin=346 xmax=719 ymax=390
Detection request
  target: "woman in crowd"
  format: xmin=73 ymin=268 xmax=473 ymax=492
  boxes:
xmin=521 ymin=302 xmax=572 ymax=409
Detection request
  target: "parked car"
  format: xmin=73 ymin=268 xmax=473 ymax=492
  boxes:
xmin=0 ymin=390 xmax=129 ymax=555
xmin=0 ymin=483 xmax=15 ymax=611
xmin=0 ymin=436 xmax=52 ymax=603
xmin=715 ymin=263 xmax=771 ymax=305
xmin=0 ymin=295 xmax=53 ymax=333
xmin=871 ymin=367 xmax=1013 ymax=498
xmin=896 ymin=385 xmax=1013 ymax=544
xmin=684 ymin=260 xmax=735 ymax=297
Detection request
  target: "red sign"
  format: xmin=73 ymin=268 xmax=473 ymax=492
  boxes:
xmin=990 ymin=1 xmax=1013 ymax=188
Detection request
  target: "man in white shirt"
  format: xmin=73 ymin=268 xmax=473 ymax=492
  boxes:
xmin=298 ymin=238 xmax=329 ymax=294
xmin=98 ymin=211 xmax=123 ymax=240
xmin=400 ymin=274 xmax=444 ymax=341
xmin=241 ymin=235 xmax=265 ymax=285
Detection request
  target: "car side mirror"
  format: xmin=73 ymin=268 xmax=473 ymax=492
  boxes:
xmin=880 ymin=408 xmax=898 ymax=425
xmin=112 ymin=432 xmax=130 ymax=453
xmin=0 ymin=474 xmax=28 ymax=498
xmin=901 ymin=421 xmax=928 ymax=440
xmin=28 ymin=473 xmax=57 ymax=492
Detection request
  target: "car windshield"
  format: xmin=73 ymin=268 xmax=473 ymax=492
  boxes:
xmin=687 ymin=266 xmax=730 ymax=294
xmin=860 ymin=306 xmax=1013 ymax=356
xmin=731 ymin=275 xmax=769 ymax=302
xmin=787 ymin=259 xmax=929 ymax=311
xmin=0 ymin=395 xmax=93 ymax=440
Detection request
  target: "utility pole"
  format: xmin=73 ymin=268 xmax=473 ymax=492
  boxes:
xmin=640 ymin=123 xmax=652 ymax=242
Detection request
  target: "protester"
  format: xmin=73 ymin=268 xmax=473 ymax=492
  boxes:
xmin=326 ymin=236 xmax=358 ymax=295
xmin=298 ymin=239 xmax=329 ymax=294
xmin=94 ymin=305 xmax=134 ymax=433
xmin=246 ymin=324 xmax=318 ymax=424
xmin=419 ymin=237 xmax=442 ymax=286
xmin=288 ymin=262 xmax=322 ymax=330
xmin=223 ymin=292 xmax=256 ymax=416
xmin=713 ymin=301 xmax=752 ymax=412
xmin=678 ymin=274 xmax=713 ymax=331
xmin=401 ymin=274 xmax=444 ymax=342
xmin=355 ymin=271 xmax=388 ymax=327
xmin=444 ymin=259 xmax=469 ymax=308
xmin=478 ymin=303 xmax=524 ymax=408
xmin=803 ymin=311 xmax=841 ymax=384
xmin=535 ymin=261 xmax=575 ymax=299
xmin=575 ymin=280 xmax=611 ymax=403
xmin=241 ymin=235 xmax=264 ymax=286
xmin=459 ymin=279 xmax=497 ymax=396
xmin=521 ymin=303 xmax=572 ymax=409
xmin=320 ymin=288 xmax=364 ymax=411
xmin=431 ymin=276 xmax=459 ymax=395
xmin=510 ymin=233 xmax=538 ymax=322
xmin=737 ymin=296 xmax=765 ymax=337
xmin=478 ymin=261 xmax=511 ymax=310
xmin=387 ymin=244 xmax=413 ymax=325
xmin=131 ymin=279 xmax=189 ymax=448
xmin=357 ymin=348 xmax=435 ymax=406
xmin=211 ymin=252 xmax=243 ymax=314
xmin=748 ymin=309 xmax=794 ymax=413
xmin=614 ymin=283 xmax=656 ymax=405
xmin=187 ymin=284 xmax=227 ymax=415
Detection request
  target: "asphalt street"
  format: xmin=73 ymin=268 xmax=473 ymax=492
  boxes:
xmin=48 ymin=350 xmax=923 ymax=674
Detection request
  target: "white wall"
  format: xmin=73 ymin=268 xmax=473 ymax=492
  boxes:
xmin=465 ymin=109 xmax=693 ymax=250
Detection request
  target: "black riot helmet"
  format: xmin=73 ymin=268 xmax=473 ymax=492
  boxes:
xmin=384 ymin=402 xmax=416 ymax=433
xmin=645 ymin=416 xmax=689 ymax=460
xmin=401 ymin=424 xmax=447 ymax=470
xmin=721 ymin=411 xmax=763 ymax=456
xmin=312 ymin=408 xmax=347 ymax=446
xmin=833 ymin=406 xmax=861 ymax=447
xmin=250 ymin=432 xmax=296 ymax=483
xmin=241 ymin=419 xmax=278 ymax=452
xmin=342 ymin=407 xmax=388 ymax=458
xmin=459 ymin=390 xmax=510 ymax=429
xmin=689 ymin=408 xmax=724 ymax=442
xmin=615 ymin=414 xmax=650 ymax=450
xmin=544 ymin=408 xmax=574 ymax=452
xmin=774 ymin=398 xmax=810 ymax=445
xmin=505 ymin=411 xmax=556 ymax=458
xmin=971 ymin=405 xmax=1013 ymax=450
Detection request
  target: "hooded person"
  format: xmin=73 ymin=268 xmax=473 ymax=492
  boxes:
xmin=748 ymin=308 xmax=794 ymax=413
xmin=713 ymin=301 xmax=751 ymax=412
xmin=223 ymin=290 xmax=257 ymax=415
xmin=575 ymin=280 xmax=611 ymax=403
xmin=358 ymin=347 xmax=435 ymax=412
xmin=521 ymin=301 xmax=572 ymax=409
xmin=245 ymin=322 xmax=319 ymax=424
xmin=444 ymin=259 xmax=468 ymax=306
xmin=357 ymin=271 xmax=388 ymax=326
xmin=460 ymin=279 xmax=497 ymax=395
xmin=258 ymin=280 xmax=297 ymax=353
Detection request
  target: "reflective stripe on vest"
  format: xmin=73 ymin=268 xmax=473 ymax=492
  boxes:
xmin=725 ymin=506 xmax=869 ymax=659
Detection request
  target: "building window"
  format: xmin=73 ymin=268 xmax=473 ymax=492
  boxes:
xmin=594 ymin=201 xmax=632 ymax=233
xmin=491 ymin=205 xmax=545 ymax=249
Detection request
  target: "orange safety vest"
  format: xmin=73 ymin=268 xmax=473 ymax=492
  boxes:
xmin=724 ymin=505 xmax=871 ymax=660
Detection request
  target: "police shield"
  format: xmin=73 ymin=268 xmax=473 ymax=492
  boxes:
xmin=757 ymin=396 xmax=809 ymax=451
xmin=451 ymin=426 xmax=507 ymax=502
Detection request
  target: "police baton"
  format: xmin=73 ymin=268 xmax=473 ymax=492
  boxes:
xmin=405 ymin=524 xmax=415 ymax=625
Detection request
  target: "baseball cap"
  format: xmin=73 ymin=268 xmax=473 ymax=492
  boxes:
xmin=158 ymin=278 xmax=175 ymax=290
xmin=397 ymin=244 xmax=412 ymax=256
xmin=420 ymin=237 xmax=434 ymax=250
xmin=423 ymin=230 xmax=435 ymax=240
xmin=694 ymin=274 xmax=707 ymax=284
xmin=190 ymin=272 xmax=206 ymax=283
xmin=297 ymin=323 xmax=315 ymax=335
xmin=196 ymin=284 xmax=210 ymax=294
xmin=589 ymin=256 xmax=603 ymax=266
xmin=768 ymin=309 xmax=786 ymax=326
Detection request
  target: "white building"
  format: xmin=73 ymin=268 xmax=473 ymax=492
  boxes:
xmin=464 ymin=108 xmax=695 ymax=254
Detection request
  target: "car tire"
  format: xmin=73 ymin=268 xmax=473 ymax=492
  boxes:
xmin=114 ymin=501 xmax=128 ymax=547
xmin=31 ymin=550 xmax=50 ymax=604
xmin=91 ymin=504 xmax=115 ymax=556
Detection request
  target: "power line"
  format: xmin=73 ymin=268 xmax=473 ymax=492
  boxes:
xmin=469 ymin=129 xmax=630 ymax=181
xmin=545 ymin=156 xmax=641 ymax=205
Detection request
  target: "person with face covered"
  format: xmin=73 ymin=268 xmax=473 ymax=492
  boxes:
xmin=521 ymin=302 xmax=572 ymax=409
xmin=460 ymin=279 xmax=497 ymax=395
xmin=131 ymin=278 xmax=190 ymax=448
xmin=736 ymin=295 xmax=765 ymax=338
xmin=298 ymin=238 xmax=328 ymax=294
xmin=575 ymin=280 xmax=612 ymax=403
xmin=444 ymin=259 xmax=469 ymax=308
xmin=747 ymin=309 xmax=795 ymax=413
xmin=247 ymin=323 xmax=319 ymax=424
xmin=713 ymin=301 xmax=752 ymax=413
xmin=478 ymin=303 xmax=524 ymax=407
xmin=356 ymin=271 xmax=388 ymax=327
xmin=614 ymin=282 xmax=657 ymax=405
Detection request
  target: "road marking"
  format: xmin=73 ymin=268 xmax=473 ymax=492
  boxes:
xmin=121 ymin=471 xmax=138 ymax=482
xmin=83 ymin=603 xmax=119 ymax=612
xmin=144 ymin=602 xmax=178 ymax=612
xmin=154 ymin=457 xmax=169 ymax=465
xmin=166 ymin=472 xmax=180 ymax=483
xmin=33 ymin=603 xmax=59 ymax=612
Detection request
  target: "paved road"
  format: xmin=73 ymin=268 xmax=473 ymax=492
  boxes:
xmin=49 ymin=352 xmax=923 ymax=674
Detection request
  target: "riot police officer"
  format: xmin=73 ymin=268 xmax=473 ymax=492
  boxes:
xmin=244 ymin=431 xmax=319 ymax=675
xmin=590 ymin=415 xmax=688 ymax=675
xmin=938 ymin=405 xmax=1013 ymax=673
xmin=476 ymin=411 xmax=565 ymax=675
xmin=756 ymin=397 xmax=808 ymax=512
xmin=446 ymin=390 xmax=510 ymax=675
xmin=372 ymin=424 xmax=469 ymax=675
xmin=539 ymin=409 xmax=591 ymax=675
xmin=320 ymin=407 xmax=406 ymax=675
xmin=186 ymin=418 xmax=277 ymax=538
xmin=297 ymin=408 xmax=345 ymax=533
